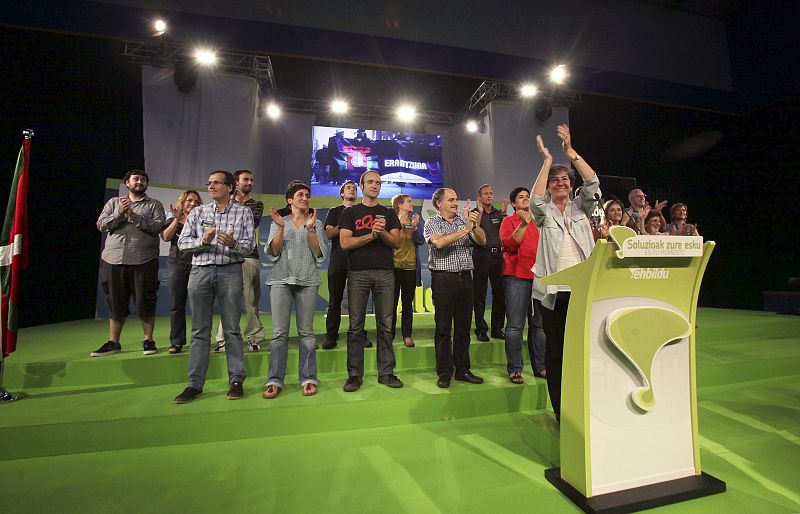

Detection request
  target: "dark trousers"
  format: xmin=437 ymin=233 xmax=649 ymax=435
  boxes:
xmin=540 ymin=292 xmax=570 ymax=416
xmin=325 ymin=261 xmax=367 ymax=342
xmin=472 ymin=252 xmax=505 ymax=335
xmin=167 ymin=260 xmax=192 ymax=347
xmin=325 ymin=261 xmax=347 ymax=340
xmin=392 ymin=268 xmax=416 ymax=339
xmin=431 ymin=270 xmax=474 ymax=378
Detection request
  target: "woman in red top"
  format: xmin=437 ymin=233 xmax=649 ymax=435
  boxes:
xmin=499 ymin=187 xmax=546 ymax=383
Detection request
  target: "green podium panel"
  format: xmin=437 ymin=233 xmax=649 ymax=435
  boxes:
xmin=541 ymin=226 xmax=725 ymax=510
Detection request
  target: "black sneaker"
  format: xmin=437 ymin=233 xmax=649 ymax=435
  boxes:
xmin=227 ymin=381 xmax=244 ymax=400
xmin=143 ymin=339 xmax=157 ymax=355
xmin=378 ymin=374 xmax=403 ymax=388
xmin=90 ymin=341 xmax=121 ymax=357
xmin=174 ymin=387 xmax=202 ymax=404
xmin=343 ymin=376 xmax=363 ymax=392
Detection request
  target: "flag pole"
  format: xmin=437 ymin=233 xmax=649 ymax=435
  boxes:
xmin=0 ymin=129 xmax=32 ymax=404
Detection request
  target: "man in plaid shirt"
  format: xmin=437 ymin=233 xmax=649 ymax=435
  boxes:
xmin=424 ymin=188 xmax=487 ymax=388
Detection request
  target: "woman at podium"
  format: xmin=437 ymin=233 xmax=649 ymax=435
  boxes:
xmin=530 ymin=125 xmax=600 ymax=422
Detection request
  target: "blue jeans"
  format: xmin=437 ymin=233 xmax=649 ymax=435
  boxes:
xmin=503 ymin=276 xmax=546 ymax=374
xmin=266 ymin=284 xmax=319 ymax=387
xmin=168 ymin=260 xmax=192 ymax=347
xmin=346 ymin=269 xmax=396 ymax=378
xmin=186 ymin=264 xmax=246 ymax=390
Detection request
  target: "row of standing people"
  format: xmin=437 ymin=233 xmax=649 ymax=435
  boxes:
xmin=94 ymin=125 xmax=632 ymax=421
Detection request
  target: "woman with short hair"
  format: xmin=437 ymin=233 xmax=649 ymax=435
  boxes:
xmin=262 ymin=182 xmax=327 ymax=398
xmin=530 ymin=125 xmax=600 ymax=421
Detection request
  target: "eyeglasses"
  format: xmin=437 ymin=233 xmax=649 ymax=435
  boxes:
xmin=207 ymin=180 xmax=226 ymax=186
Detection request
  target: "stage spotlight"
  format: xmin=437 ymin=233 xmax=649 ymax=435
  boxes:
xmin=194 ymin=48 xmax=217 ymax=66
xmin=266 ymin=103 xmax=281 ymax=119
xmin=153 ymin=19 xmax=167 ymax=33
xmin=331 ymin=100 xmax=349 ymax=114
xmin=550 ymin=65 xmax=568 ymax=84
xmin=520 ymin=84 xmax=538 ymax=98
xmin=466 ymin=120 xmax=479 ymax=133
xmin=396 ymin=105 xmax=416 ymax=122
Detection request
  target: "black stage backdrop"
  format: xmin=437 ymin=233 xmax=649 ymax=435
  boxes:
xmin=1 ymin=27 xmax=797 ymax=327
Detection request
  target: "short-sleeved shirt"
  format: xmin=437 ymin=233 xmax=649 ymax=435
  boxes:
xmin=240 ymin=198 xmax=264 ymax=259
xmin=424 ymin=214 xmax=474 ymax=272
xmin=338 ymin=203 xmax=401 ymax=270
xmin=472 ymin=206 xmax=504 ymax=250
xmin=266 ymin=217 xmax=327 ymax=286
xmin=324 ymin=204 xmax=347 ymax=267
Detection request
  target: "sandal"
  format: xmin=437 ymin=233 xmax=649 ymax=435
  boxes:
xmin=302 ymin=383 xmax=317 ymax=396
xmin=509 ymin=372 xmax=524 ymax=384
xmin=262 ymin=384 xmax=281 ymax=399
xmin=403 ymin=337 xmax=415 ymax=348
xmin=168 ymin=345 xmax=182 ymax=354
xmin=533 ymin=370 xmax=547 ymax=379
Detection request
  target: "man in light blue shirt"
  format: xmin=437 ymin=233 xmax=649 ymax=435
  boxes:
xmin=174 ymin=171 xmax=254 ymax=404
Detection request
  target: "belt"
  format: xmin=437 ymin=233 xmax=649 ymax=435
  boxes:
xmin=196 ymin=261 xmax=242 ymax=268
xmin=431 ymin=270 xmax=472 ymax=276
xmin=476 ymin=247 xmax=502 ymax=253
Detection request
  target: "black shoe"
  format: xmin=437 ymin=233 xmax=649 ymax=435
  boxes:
xmin=321 ymin=339 xmax=337 ymax=349
xmin=437 ymin=375 xmax=451 ymax=388
xmin=227 ymin=380 xmax=244 ymax=400
xmin=475 ymin=332 xmax=489 ymax=342
xmin=377 ymin=374 xmax=403 ymax=388
xmin=174 ymin=387 xmax=202 ymax=404
xmin=343 ymin=376 xmax=363 ymax=392
xmin=90 ymin=341 xmax=121 ymax=357
xmin=364 ymin=339 xmax=374 ymax=348
xmin=143 ymin=339 xmax=157 ymax=355
xmin=455 ymin=371 xmax=484 ymax=384
xmin=491 ymin=329 xmax=505 ymax=339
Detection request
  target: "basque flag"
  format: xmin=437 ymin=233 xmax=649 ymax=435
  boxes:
xmin=1 ymin=135 xmax=30 ymax=357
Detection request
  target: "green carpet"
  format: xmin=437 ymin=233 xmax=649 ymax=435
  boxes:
xmin=1 ymin=308 xmax=799 ymax=513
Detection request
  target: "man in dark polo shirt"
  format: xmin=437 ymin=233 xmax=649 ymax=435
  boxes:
xmin=93 ymin=169 xmax=166 ymax=357
xmin=322 ymin=180 xmax=370 ymax=349
xmin=338 ymin=171 xmax=403 ymax=391
xmin=472 ymin=184 xmax=507 ymax=341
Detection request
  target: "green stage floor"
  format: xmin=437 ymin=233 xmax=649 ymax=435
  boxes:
xmin=1 ymin=309 xmax=799 ymax=513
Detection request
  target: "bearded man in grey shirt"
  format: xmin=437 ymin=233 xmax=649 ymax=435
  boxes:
xmin=93 ymin=169 xmax=166 ymax=357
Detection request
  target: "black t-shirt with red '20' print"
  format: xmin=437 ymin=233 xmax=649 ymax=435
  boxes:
xmin=338 ymin=203 xmax=401 ymax=271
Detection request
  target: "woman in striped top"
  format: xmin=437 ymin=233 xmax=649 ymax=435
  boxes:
xmin=262 ymin=182 xmax=328 ymax=398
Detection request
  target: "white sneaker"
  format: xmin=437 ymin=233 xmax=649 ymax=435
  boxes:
xmin=213 ymin=341 xmax=226 ymax=352
xmin=248 ymin=341 xmax=261 ymax=352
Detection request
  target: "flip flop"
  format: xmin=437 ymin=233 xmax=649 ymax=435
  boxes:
xmin=262 ymin=384 xmax=281 ymax=399
xmin=302 ymin=383 xmax=317 ymax=396
xmin=509 ymin=373 xmax=524 ymax=384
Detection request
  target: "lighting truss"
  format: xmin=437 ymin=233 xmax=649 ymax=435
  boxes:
xmin=464 ymin=80 xmax=582 ymax=116
xmin=277 ymin=98 xmax=463 ymax=126
xmin=123 ymin=41 xmax=276 ymax=93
